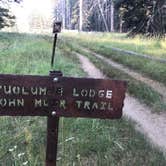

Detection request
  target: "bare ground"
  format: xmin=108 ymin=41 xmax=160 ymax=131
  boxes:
xmin=75 ymin=52 xmax=166 ymax=153
xmin=80 ymin=47 xmax=166 ymax=102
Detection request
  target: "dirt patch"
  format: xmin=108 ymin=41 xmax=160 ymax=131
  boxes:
xmin=124 ymin=95 xmax=166 ymax=152
xmin=78 ymin=54 xmax=106 ymax=79
xmin=75 ymin=52 xmax=166 ymax=153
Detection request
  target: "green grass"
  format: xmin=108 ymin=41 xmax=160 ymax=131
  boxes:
xmin=58 ymin=118 xmax=166 ymax=166
xmin=0 ymin=32 xmax=166 ymax=165
xmin=62 ymin=32 xmax=166 ymax=58
xmin=59 ymin=37 xmax=166 ymax=113
xmin=0 ymin=117 xmax=47 ymax=165
xmin=61 ymin=32 xmax=166 ymax=86
xmin=90 ymin=56 xmax=166 ymax=112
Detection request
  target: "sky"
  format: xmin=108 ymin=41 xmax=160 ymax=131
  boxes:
xmin=11 ymin=0 xmax=55 ymax=32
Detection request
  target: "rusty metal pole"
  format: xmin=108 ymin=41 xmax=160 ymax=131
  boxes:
xmin=46 ymin=116 xmax=59 ymax=166
xmin=46 ymin=71 xmax=63 ymax=166
xmin=47 ymin=21 xmax=62 ymax=165
xmin=51 ymin=21 xmax=62 ymax=69
xmin=51 ymin=33 xmax=58 ymax=68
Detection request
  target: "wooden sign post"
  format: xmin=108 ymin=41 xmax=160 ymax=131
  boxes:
xmin=0 ymin=71 xmax=127 ymax=165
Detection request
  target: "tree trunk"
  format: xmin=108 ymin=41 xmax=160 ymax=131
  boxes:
xmin=97 ymin=0 xmax=109 ymax=32
xmin=62 ymin=0 xmax=66 ymax=29
xmin=110 ymin=0 xmax=114 ymax=32
xmin=79 ymin=0 xmax=83 ymax=31
xmin=66 ymin=0 xmax=71 ymax=29
xmin=119 ymin=16 xmax=123 ymax=33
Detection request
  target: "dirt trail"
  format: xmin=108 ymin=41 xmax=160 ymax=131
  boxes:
xmin=75 ymin=52 xmax=166 ymax=153
xmin=80 ymin=48 xmax=166 ymax=102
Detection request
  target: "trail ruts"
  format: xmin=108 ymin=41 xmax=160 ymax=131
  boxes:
xmin=78 ymin=47 xmax=166 ymax=103
xmin=74 ymin=52 xmax=166 ymax=153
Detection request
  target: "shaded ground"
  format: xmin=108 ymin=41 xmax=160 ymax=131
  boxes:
xmin=75 ymin=52 xmax=166 ymax=153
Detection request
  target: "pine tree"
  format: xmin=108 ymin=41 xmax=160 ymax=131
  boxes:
xmin=0 ymin=0 xmax=21 ymax=29
xmin=0 ymin=6 xmax=15 ymax=29
xmin=116 ymin=0 xmax=166 ymax=36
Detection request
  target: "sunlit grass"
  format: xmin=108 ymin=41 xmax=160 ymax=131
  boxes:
xmin=62 ymin=32 xmax=166 ymax=58
xmin=61 ymin=32 xmax=166 ymax=86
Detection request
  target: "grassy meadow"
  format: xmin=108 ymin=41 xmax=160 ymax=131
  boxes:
xmin=60 ymin=32 xmax=166 ymax=113
xmin=0 ymin=32 xmax=166 ymax=165
xmin=61 ymin=32 xmax=166 ymax=86
xmin=62 ymin=32 xmax=166 ymax=58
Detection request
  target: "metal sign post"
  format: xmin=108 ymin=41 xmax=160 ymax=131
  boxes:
xmin=51 ymin=21 xmax=62 ymax=68
xmin=46 ymin=71 xmax=62 ymax=166
xmin=46 ymin=115 xmax=59 ymax=166
xmin=47 ymin=22 xmax=62 ymax=166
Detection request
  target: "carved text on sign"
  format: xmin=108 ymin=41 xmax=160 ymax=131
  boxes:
xmin=0 ymin=85 xmax=113 ymax=109
xmin=72 ymin=88 xmax=113 ymax=99
xmin=0 ymin=74 xmax=127 ymax=119
xmin=0 ymin=85 xmax=47 ymax=96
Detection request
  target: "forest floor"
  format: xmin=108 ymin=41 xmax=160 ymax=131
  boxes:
xmin=75 ymin=52 xmax=166 ymax=153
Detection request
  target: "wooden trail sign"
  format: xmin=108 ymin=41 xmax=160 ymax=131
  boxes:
xmin=0 ymin=71 xmax=127 ymax=166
